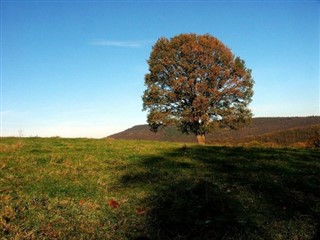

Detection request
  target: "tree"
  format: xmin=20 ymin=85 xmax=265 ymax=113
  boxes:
xmin=142 ymin=33 xmax=254 ymax=144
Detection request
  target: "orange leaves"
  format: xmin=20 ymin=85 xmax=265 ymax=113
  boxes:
xmin=79 ymin=197 xmax=148 ymax=218
xmin=106 ymin=198 xmax=149 ymax=217
xmin=144 ymin=33 xmax=253 ymax=140
xmin=108 ymin=199 xmax=120 ymax=209
xmin=136 ymin=207 xmax=148 ymax=215
xmin=79 ymin=199 xmax=100 ymax=211
xmin=79 ymin=198 xmax=120 ymax=209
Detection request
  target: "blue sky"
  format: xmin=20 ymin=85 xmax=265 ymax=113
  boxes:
xmin=1 ymin=0 xmax=319 ymax=138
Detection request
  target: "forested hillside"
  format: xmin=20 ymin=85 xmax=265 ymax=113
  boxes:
xmin=108 ymin=117 xmax=320 ymax=147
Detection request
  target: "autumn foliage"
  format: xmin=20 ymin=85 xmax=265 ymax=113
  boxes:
xmin=108 ymin=199 xmax=120 ymax=209
xmin=143 ymin=33 xmax=254 ymax=144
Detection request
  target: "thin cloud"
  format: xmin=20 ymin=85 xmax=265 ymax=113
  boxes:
xmin=0 ymin=110 xmax=29 ymax=117
xmin=90 ymin=40 xmax=151 ymax=48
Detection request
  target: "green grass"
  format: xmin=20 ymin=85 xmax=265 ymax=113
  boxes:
xmin=1 ymin=137 xmax=319 ymax=239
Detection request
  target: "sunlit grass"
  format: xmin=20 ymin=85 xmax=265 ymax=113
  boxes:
xmin=1 ymin=137 xmax=319 ymax=239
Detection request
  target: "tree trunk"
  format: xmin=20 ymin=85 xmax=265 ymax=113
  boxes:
xmin=196 ymin=134 xmax=206 ymax=145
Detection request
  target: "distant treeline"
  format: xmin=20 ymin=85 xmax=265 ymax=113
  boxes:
xmin=108 ymin=117 xmax=320 ymax=147
xmin=210 ymin=124 xmax=320 ymax=148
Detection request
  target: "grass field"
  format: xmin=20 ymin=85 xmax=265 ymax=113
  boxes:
xmin=1 ymin=137 xmax=319 ymax=239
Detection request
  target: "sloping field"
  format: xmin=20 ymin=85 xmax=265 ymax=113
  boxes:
xmin=1 ymin=138 xmax=320 ymax=239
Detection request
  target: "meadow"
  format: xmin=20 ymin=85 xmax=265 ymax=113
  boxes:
xmin=1 ymin=137 xmax=319 ymax=239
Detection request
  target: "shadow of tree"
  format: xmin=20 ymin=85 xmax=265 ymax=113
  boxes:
xmin=145 ymin=179 xmax=267 ymax=240
xmin=121 ymin=146 xmax=320 ymax=240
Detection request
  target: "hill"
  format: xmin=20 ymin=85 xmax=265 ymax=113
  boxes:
xmin=108 ymin=116 xmax=320 ymax=147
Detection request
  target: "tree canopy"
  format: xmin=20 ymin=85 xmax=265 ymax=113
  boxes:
xmin=143 ymin=33 xmax=254 ymax=144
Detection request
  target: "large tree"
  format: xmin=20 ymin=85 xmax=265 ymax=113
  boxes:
xmin=143 ymin=33 xmax=254 ymax=144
